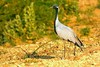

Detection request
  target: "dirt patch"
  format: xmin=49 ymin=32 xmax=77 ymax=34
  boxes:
xmin=79 ymin=0 xmax=98 ymax=11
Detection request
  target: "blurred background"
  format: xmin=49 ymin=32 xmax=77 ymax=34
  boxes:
xmin=0 ymin=0 xmax=100 ymax=46
xmin=0 ymin=0 xmax=100 ymax=66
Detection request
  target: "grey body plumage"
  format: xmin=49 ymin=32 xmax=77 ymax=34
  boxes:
xmin=53 ymin=5 xmax=84 ymax=57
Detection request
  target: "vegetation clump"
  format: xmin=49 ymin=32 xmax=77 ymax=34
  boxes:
xmin=80 ymin=27 xmax=90 ymax=36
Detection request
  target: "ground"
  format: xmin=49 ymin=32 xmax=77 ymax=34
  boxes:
xmin=0 ymin=38 xmax=100 ymax=67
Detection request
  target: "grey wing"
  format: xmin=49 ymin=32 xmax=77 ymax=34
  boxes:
xmin=57 ymin=24 xmax=84 ymax=48
xmin=56 ymin=25 xmax=77 ymax=43
xmin=63 ymin=26 xmax=84 ymax=47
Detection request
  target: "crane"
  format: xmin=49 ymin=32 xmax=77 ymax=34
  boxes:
xmin=52 ymin=5 xmax=84 ymax=58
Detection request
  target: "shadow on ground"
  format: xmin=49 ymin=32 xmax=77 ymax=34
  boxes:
xmin=33 ymin=55 xmax=55 ymax=59
xmin=25 ymin=52 xmax=55 ymax=59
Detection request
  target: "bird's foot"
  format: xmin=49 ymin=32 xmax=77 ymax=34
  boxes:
xmin=60 ymin=56 xmax=65 ymax=60
xmin=73 ymin=52 xmax=76 ymax=56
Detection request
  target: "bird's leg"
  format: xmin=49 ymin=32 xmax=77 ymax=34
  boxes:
xmin=73 ymin=45 xmax=76 ymax=56
xmin=62 ymin=40 xmax=66 ymax=59
xmin=80 ymin=47 xmax=83 ymax=51
xmin=63 ymin=43 xmax=66 ymax=59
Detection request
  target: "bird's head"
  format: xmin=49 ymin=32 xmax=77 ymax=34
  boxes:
xmin=52 ymin=4 xmax=59 ymax=9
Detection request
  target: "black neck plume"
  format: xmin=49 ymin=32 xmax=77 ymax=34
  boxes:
xmin=54 ymin=8 xmax=58 ymax=34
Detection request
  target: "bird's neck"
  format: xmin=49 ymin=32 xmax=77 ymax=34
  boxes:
xmin=54 ymin=8 xmax=59 ymax=34
xmin=54 ymin=8 xmax=59 ymax=23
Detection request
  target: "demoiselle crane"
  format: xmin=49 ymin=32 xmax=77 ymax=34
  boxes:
xmin=52 ymin=5 xmax=84 ymax=58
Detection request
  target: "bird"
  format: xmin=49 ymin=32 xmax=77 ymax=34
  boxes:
xmin=52 ymin=5 xmax=84 ymax=58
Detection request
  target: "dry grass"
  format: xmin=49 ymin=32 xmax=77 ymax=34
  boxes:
xmin=0 ymin=39 xmax=100 ymax=67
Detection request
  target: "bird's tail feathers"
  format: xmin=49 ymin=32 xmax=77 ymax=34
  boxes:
xmin=77 ymin=37 xmax=84 ymax=46
xmin=75 ymin=37 xmax=84 ymax=50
